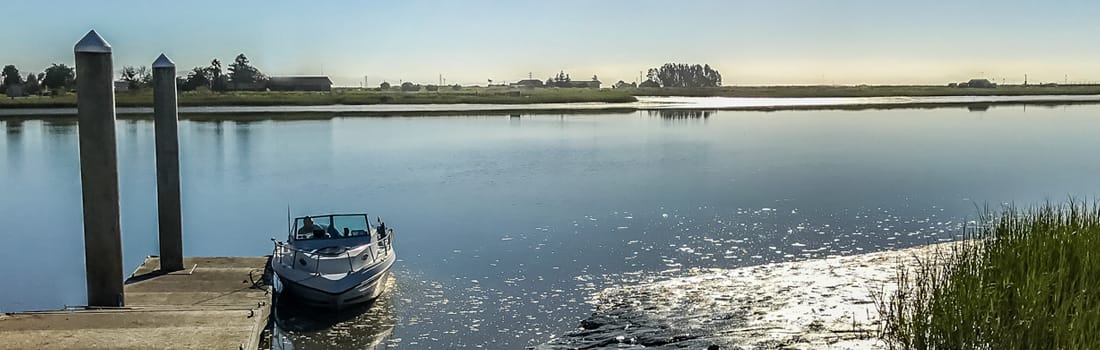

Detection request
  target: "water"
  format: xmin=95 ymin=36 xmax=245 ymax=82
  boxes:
xmin=5 ymin=94 xmax=1100 ymax=117
xmin=3 ymin=105 xmax=1100 ymax=348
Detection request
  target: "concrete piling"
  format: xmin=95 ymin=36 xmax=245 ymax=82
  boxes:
xmin=74 ymin=30 xmax=124 ymax=307
xmin=152 ymin=53 xmax=183 ymax=272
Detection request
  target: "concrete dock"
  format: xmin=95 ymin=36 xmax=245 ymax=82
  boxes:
xmin=0 ymin=256 xmax=271 ymax=350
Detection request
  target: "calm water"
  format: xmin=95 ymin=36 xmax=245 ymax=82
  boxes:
xmin=3 ymin=105 xmax=1100 ymax=348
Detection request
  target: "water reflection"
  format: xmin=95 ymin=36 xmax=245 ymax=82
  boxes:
xmin=648 ymin=109 xmax=713 ymax=119
xmin=4 ymin=119 xmax=23 ymax=167
xmin=967 ymin=104 xmax=991 ymax=112
xmin=273 ymin=275 xmax=397 ymax=349
xmin=232 ymin=120 xmax=255 ymax=179
xmin=42 ymin=119 xmax=76 ymax=135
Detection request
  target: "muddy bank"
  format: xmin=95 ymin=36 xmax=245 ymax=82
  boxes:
xmin=538 ymin=243 xmax=947 ymax=349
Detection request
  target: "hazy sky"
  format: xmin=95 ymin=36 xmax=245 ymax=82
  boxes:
xmin=3 ymin=0 xmax=1100 ymax=86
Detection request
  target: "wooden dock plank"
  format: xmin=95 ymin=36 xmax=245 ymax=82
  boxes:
xmin=0 ymin=256 xmax=271 ymax=350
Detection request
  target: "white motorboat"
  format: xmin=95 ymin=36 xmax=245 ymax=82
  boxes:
xmin=271 ymin=213 xmax=396 ymax=308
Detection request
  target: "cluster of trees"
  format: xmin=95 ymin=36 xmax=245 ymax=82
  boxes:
xmin=543 ymin=71 xmax=600 ymax=88
xmin=1 ymin=63 xmax=76 ymax=97
xmin=548 ymin=71 xmax=572 ymax=85
xmin=376 ymin=81 xmax=461 ymax=91
xmin=0 ymin=53 xmax=267 ymax=97
xmin=643 ymin=63 xmax=721 ymax=88
xmin=179 ymin=54 xmax=266 ymax=92
xmin=119 ymin=66 xmax=152 ymax=90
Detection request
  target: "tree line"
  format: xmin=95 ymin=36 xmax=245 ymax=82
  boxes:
xmin=642 ymin=63 xmax=722 ymax=88
xmin=177 ymin=53 xmax=266 ymax=92
xmin=2 ymin=58 xmax=725 ymax=98
xmin=2 ymin=63 xmax=75 ymax=97
xmin=119 ymin=53 xmax=267 ymax=92
xmin=1 ymin=53 xmax=267 ymax=97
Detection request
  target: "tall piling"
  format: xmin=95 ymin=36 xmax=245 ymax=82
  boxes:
xmin=75 ymin=30 xmax=124 ymax=307
xmin=152 ymin=54 xmax=184 ymax=272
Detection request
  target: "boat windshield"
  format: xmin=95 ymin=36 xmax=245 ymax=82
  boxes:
xmin=293 ymin=214 xmax=370 ymax=241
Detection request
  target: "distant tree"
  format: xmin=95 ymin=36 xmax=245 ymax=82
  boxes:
xmin=451 ymin=84 xmax=461 ymax=90
xmin=646 ymin=63 xmax=721 ymax=88
xmin=138 ymin=66 xmax=152 ymax=87
xmin=42 ymin=64 xmax=75 ymax=92
xmin=614 ymin=80 xmax=637 ymax=89
xmin=119 ymin=66 xmax=151 ymax=90
xmin=592 ymin=75 xmax=599 ymax=82
xmin=182 ymin=67 xmax=210 ymax=91
xmin=208 ymin=59 xmax=228 ymax=92
xmin=425 ymin=84 xmax=439 ymax=92
xmin=2 ymin=65 xmax=23 ymax=97
xmin=120 ymin=66 xmax=136 ymax=86
xmin=400 ymin=82 xmax=420 ymax=91
xmin=228 ymin=53 xmax=265 ymax=89
xmin=2 ymin=65 xmax=21 ymax=87
xmin=25 ymin=73 xmax=41 ymax=95
xmin=379 ymin=81 xmax=391 ymax=89
xmin=639 ymin=79 xmax=660 ymax=88
xmin=546 ymin=71 xmax=573 ymax=87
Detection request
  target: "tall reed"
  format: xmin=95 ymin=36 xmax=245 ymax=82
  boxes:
xmin=877 ymin=201 xmax=1100 ymax=349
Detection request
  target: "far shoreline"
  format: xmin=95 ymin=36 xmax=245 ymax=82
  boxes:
xmin=3 ymin=94 xmax=1100 ymax=120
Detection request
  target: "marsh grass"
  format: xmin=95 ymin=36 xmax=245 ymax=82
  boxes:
xmin=876 ymin=202 xmax=1100 ymax=349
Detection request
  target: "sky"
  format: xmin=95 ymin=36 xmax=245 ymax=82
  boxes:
xmin=3 ymin=0 xmax=1100 ymax=87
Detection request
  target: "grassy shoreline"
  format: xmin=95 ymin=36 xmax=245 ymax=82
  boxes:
xmin=624 ymin=84 xmax=1100 ymax=98
xmin=4 ymin=85 xmax=1100 ymax=110
xmin=0 ymin=87 xmax=638 ymax=109
xmin=877 ymin=202 xmax=1100 ymax=349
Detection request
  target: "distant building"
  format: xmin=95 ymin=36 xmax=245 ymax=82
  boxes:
xmin=268 ymin=76 xmax=333 ymax=91
xmin=955 ymin=78 xmax=996 ymax=88
xmin=544 ymin=71 xmax=601 ymax=89
xmin=967 ymin=79 xmax=996 ymax=88
xmin=230 ymin=81 xmax=268 ymax=91
xmin=113 ymin=81 xmax=128 ymax=92
xmin=557 ymin=80 xmax=600 ymax=89
xmin=510 ymin=79 xmax=544 ymax=88
xmin=546 ymin=79 xmax=600 ymax=89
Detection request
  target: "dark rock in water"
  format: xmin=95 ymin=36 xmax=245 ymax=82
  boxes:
xmin=535 ymin=284 xmax=746 ymax=349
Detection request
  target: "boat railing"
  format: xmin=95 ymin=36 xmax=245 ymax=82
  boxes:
xmin=274 ymin=229 xmax=394 ymax=277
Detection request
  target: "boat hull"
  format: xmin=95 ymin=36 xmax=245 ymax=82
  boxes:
xmin=279 ymin=263 xmax=393 ymax=309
